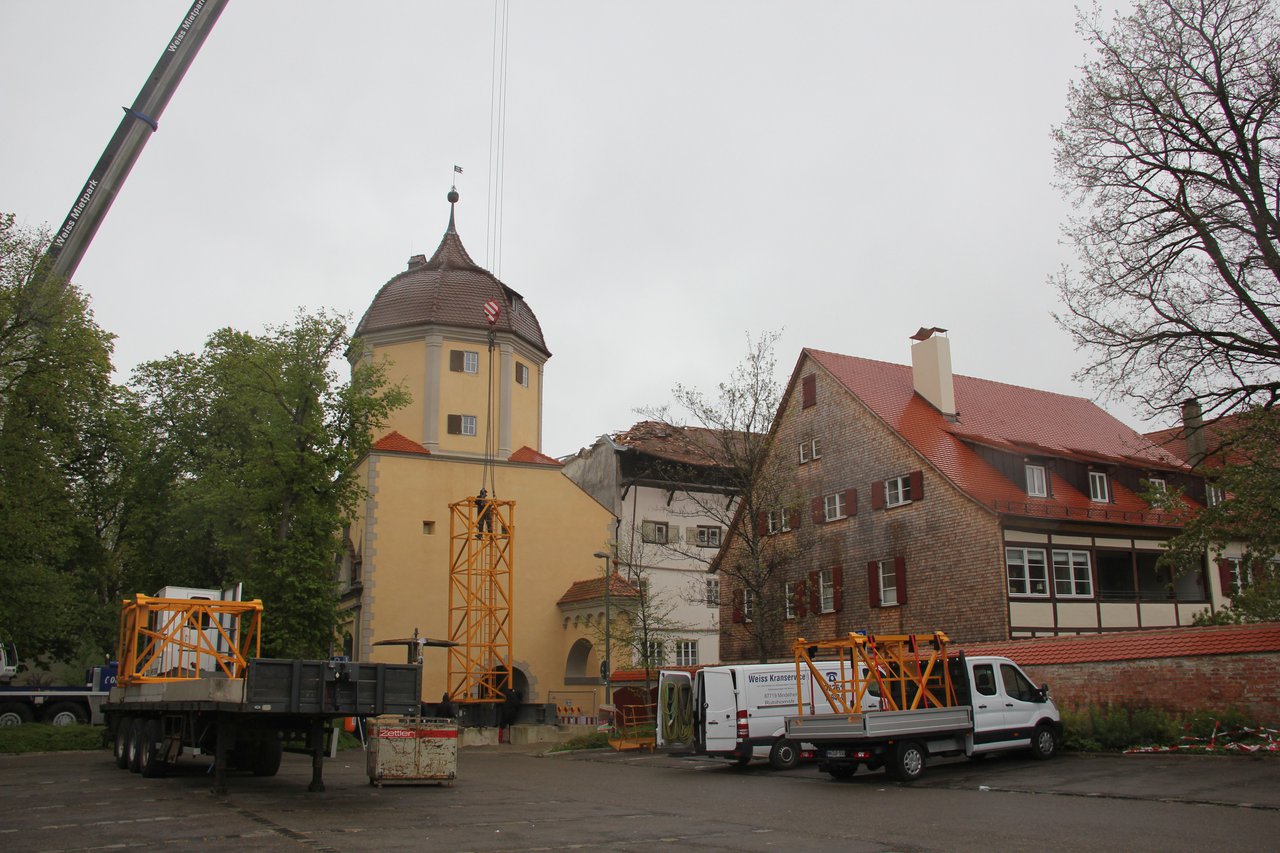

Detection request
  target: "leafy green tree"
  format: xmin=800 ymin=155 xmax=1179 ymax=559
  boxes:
xmin=0 ymin=213 xmax=126 ymax=661
xmin=128 ymin=311 xmax=407 ymax=657
xmin=1053 ymin=0 xmax=1280 ymax=423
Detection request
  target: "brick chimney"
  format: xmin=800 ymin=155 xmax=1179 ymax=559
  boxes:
xmin=910 ymin=327 xmax=956 ymax=418
xmin=1181 ymin=399 xmax=1207 ymax=467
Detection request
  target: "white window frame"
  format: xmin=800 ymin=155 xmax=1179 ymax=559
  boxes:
xmin=1006 ymin=547 xmax=1049 ymax=597
xmin=705 ymin=578 xmax=720 ymax=607
xmin=644 ymin=640 xmax=665 ymax=667
xmin=885 ymin=476 xmax=911 ymax=507
xmin=463 ymin=350 xmax=479 ymax=374
xmin=1147 ymin=477 xmax=1167 ymax=494
xmin=642 ymin=521 xmax=669 ymax=544
xmin=1206 ymin=483 xmax=1225 ymax=507
xmin=696 ymin=525 xmax=721 ymax=548
xmin=1088 ymin=471 xmax=1109 ymax=503
xmin=818 ymin=568 xmax=835 ymax=613
xmin=823 ymin=492 xmax=846 ymax=522
xmin=766 ymin=509 xmax=791 ymax=535
xmin=461 ymin=415 xmax=477 ymax=436
xmin=784 ymin=581 xmax=797 ymax=620
xmin=742 ymin=588 xmax=756 ymax=622
xmin=1052 ymin=549 xmax=1093 ymax=598
xmin=516 ymin=362 xmax=529 ymax=387
xmin=877 ymin=560 xmax=899 ymax=607
xmin=675 ymin=640 xmax=698 ymax=667
xmin=799 ymin=438 xmax=820 ymax=464
xmin=1026 ymin=464 xmax=1047 ymax=498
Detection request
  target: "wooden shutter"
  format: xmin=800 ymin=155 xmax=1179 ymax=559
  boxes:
xmin=732 ymin=589 xmax=744 ymax=623
xmin=871 ymin=481 xmax=885 ymax=510
xmin=755 ymin=512 xmax=768 ymax=536
xmin=1216 ymin=558 xmax=1233 ymax=594
xmin=894 ymin=556 xmax=908 ymax=606
xmin=812 ymin=496 xmax=825 ymax=525
xmin=449 ymin=350 xmax=464 ymax=372
xmin=447 ymin=414 xmax=462 ymax=434
xmin=910 ymin=470 xmax=924 ymax=502
xmin=802 ymin=374 xmax=816 ymax=408
xmin=808 ymin=571 xmax=821 ymax=614
xmin=794 ymin=579 xmax=807 ymax=618
xmin=832 ymin=565 xmax=844 ymax=611
xmin=789 ymin=505 xmax=803 ymax=529
xmin=867 ymin=561 xmax=881 ymax=607
xmin=844 ymin=489 xmax=857 ymax=517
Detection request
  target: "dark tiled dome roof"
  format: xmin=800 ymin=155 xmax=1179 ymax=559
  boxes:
xmin=354 ymin=211 xmax=549 ymax=357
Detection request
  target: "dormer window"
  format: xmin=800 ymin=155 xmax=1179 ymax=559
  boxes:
xmin=1148 ymin=477 xmax=1167 ymax=494
xmin=1088 ymin=470 xmax=1109 ymax=503
xmin=1025 ymin=464 xmax=1047 ymax=498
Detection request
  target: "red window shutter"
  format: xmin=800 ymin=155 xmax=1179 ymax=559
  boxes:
xmin=449 ymin=350 xmax=464 ymax=372
xmin=811 ymin=496 xmax=825 ymax=525
xmin=1216 ymin=558 xmax=1232 ymax=593
xmin=808 ymin=571 xmax=820 ymax=614
xmin=802 ymin=374 xmax=816 ymax=408
xmin=844 ymin=489 xmax=857 ymax=517
xmin=871 ymin=481 xmax=885 ymax=510
xmin=732 ymin=589 xmax=744 ymax=623
xmin=910 ymin=470 xmax=924 ymax=502
xmin=447 ymin=414 xmax=462 ymax=434
xmin=795 ymin=579 xmax=807 ymax=618
xmin=755 ymin=512 xmax=768 ymax=537
xmin=790 ymin=505 xmax=803 ymax=529
xmin=832 ymin=565 xmax=844 ymax=611
xmin=867 ymin=561 xmax=881 ymax=608
xmin=894 ymin=556 xmax=908 ymax=606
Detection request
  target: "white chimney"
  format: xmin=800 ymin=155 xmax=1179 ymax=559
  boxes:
xmin=910 ymin=327 xmax=956 ymax=418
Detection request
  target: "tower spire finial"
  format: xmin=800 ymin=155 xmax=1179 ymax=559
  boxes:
xmin=447 ymin=185 xmax=460 ymax=234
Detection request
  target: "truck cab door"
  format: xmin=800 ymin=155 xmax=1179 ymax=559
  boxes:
xmin=997 ymin=663 xmax=1040 ymax=742
xmin=656 ymin=670 xmax=694 ymax=749
xmin=969 ymin=661 xmax=1006 ymax=745
xmin=701 ymin=669 xmax=738 ymax=753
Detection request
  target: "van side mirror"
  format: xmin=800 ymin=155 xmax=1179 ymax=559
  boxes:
xmin=1038 ymin=683 xmax=1050 ymax=703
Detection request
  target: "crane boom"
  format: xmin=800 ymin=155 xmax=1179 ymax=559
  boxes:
xmin=45 ymin=0 xmax=229 ymax=283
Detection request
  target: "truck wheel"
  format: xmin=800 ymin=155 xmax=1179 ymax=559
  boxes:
xmin=0 ymin=702 xmax=33 ymax=727
xmin=1031 ymin=724 xmax=1058 ymax=760
xmin=139 ymin=720 xmax=167 ymax=778
xmin=113 ymin=717 xmax=132 ymax=769
xmin=827 ymin=763 xmax=859 ymax=779
xmin=768 ymin=738 xmax=800 ymax=771
xmin=127 ymin=718 xmax=146 ymax=773
xmin=252 ymin=735 xmax=284 ymax=777
xmin=888 ymin=741 xmax=926 ymax=782
xmin=44 ymin=702 xmax=88 ymax=726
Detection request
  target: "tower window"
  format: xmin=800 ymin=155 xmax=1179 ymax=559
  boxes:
xmin=449 ymin=350 xmax=480 ymax=374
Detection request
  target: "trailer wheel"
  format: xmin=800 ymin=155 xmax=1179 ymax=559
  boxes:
xmin=0 ymin=702 xmax=33 ymax=727
xmin=113 ymin=717 xmax=132 ymax=769
xmin=126 ymin=718 xmax=146 ymax=773
xmin=768 ymin=738 xmax=800 ymax=771
xmin=1030 ymin=724 xmax=1058 ymax=760
xmin=139 ymin=719 xmax=167 ymax=778
xmin=252 ymin=734 xmax=284 ymax=777
xmin=887 ymin=740 xmax=926 ymax=782
xmin=827 ymin=763 xmax=859 ymax=779
xmin=44 ymin=702 xmax=88 ymax=726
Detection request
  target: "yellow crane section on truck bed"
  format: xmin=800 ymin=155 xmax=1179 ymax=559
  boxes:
xmin=793 ymin=631 xmax=957 ymax=717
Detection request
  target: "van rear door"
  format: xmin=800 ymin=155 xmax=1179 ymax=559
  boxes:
xmin=701 ymin=668 xmax=738 ymax=754
xmin=656 ymin=670 xmax=694 ymax=749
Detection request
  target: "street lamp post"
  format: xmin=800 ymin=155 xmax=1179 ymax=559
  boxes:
xmin=593 ymin=550 xmax=612 ymax=716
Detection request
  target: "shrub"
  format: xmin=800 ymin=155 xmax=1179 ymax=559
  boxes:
xmin=550 ymin=731 xmax=610 ymax=752
xmin=0 ymin=724 xmax=106 ymax=754
xmin=1060 ymin=704 xmax=1266 ymax=753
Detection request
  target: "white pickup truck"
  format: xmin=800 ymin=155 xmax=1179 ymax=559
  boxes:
xmin=786 ymin=653 xmax=1062 ymax=782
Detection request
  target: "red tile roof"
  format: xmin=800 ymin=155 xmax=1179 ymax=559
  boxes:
xmin=1145 ymin=412 xmax=1253 ymax=469
xmin=611 ymin=420 xmax=740 ymax=468
xmin=556 ymin=572 xmax=641 ymax=606
xmin=508 ymin=446 xmax=562 ymax=466
xmin=960 ymin=623 xmax=1280 ymax=666
xmin=354 ymin=211 xmax=549 ymax=357
xmin=372 ymin=430 xmax=431 ymax=455
xmin=806 ymin=348 xmax=1190 ymax=527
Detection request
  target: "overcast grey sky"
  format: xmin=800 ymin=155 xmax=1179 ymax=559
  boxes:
xmin=1 ymin=1 xmax=1147 ymax=457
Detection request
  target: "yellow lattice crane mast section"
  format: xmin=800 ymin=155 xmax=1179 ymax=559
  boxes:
xmin=117 ymin=595 xmax=263 ymax=685
xmin=794 ymin=631 xmax=957 ymax=716
xmin=446 ymin=495 xmax=515 ymax=702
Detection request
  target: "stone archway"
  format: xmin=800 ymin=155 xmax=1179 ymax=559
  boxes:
xmin=565 ymin=637 xmax=594 ymax=680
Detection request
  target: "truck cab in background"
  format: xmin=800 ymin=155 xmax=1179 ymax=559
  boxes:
xmin=1 ymin=641 xmax=18 ymax=683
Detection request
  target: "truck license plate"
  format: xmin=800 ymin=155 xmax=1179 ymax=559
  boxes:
xmin=826 ymin=749 xmax=847 ymax=758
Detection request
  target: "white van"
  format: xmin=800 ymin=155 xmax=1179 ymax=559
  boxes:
xmin=655 ymin=662 xmax=880 ymax=769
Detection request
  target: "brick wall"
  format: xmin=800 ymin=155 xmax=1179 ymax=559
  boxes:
xmin=1019 ymin=654 xmax=1280 ymax=722
xmin=719 ymin=354 xmax=1012 ymax=663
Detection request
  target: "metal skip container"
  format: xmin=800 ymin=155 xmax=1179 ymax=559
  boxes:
xmin=366 ymin=717 xmax=459 ymax=786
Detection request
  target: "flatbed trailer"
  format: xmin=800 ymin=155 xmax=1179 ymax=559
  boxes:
xmin=103 ymin=593 xmax=421 ymax=793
